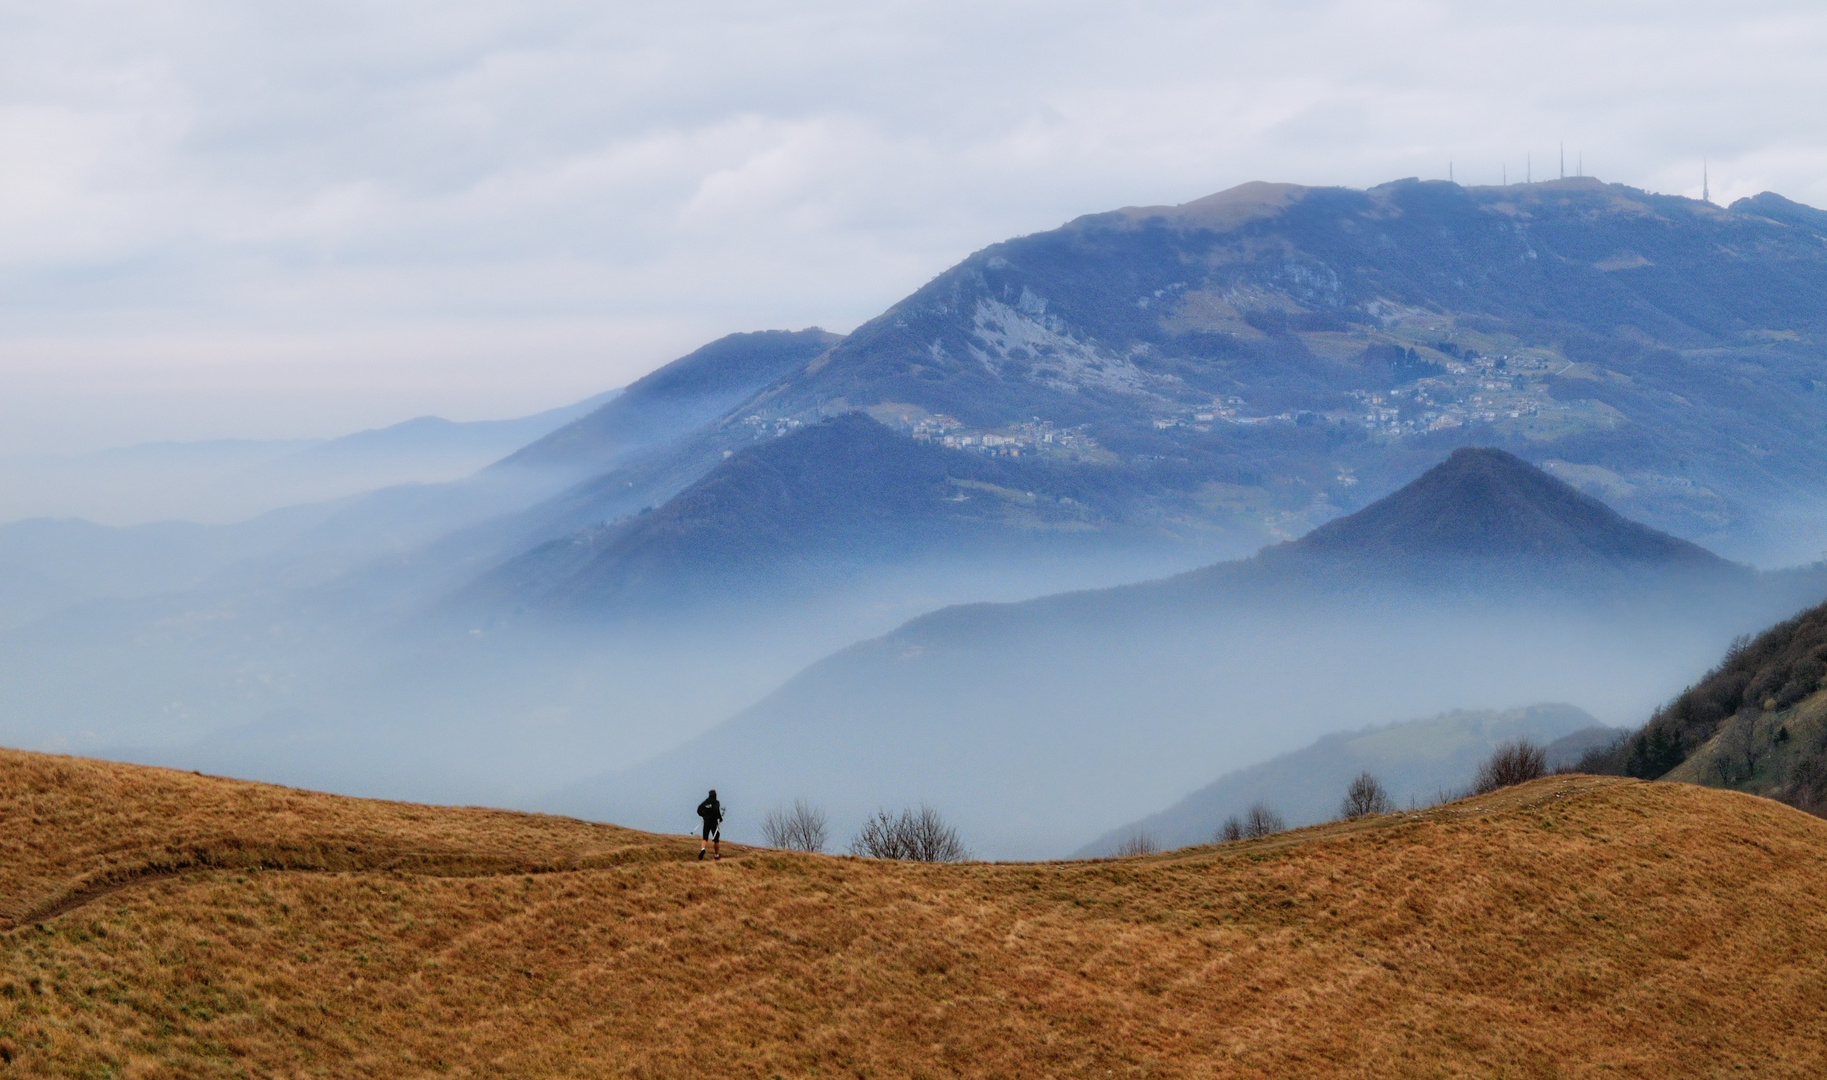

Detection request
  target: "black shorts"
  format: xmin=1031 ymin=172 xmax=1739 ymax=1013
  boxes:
xmin=701 ymin=819 xmax=718 ymax=841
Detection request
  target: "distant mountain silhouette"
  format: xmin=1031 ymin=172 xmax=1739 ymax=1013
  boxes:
xmin=1249 ymin=446 xmax=1732 ymax=592
xmin=478 ymin=412 xmax=1165 ymax=613
xmin=1293 ymin=447 xmax=1717 ymax=564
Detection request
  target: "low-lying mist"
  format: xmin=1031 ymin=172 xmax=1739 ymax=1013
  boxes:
xmin=0 ymin=540 xmax=1222 ymax=809
xmin=558 ymin=577 xmax=1827 ymax=861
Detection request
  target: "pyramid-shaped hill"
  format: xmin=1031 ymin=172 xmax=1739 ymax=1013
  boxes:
xmin=1246 ymin=446 xmax=1736 ymax=590
xmin=12 ymin=748 xmax=1827 ymax=1076
xmin=915 ymin=446 xmax=1751 ymax=632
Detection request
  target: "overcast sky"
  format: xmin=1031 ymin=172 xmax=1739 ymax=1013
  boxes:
xmin=2 ymin=0 xmax=1823 ymax=453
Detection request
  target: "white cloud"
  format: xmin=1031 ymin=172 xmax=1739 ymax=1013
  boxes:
xmin=0 ymin=0 xmax=1823 ymax=452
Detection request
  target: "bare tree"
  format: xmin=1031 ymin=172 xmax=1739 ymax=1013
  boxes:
xmin=1740 ymin=710 xmax=1769 ymax=779
xmin=1714 ymin=710 xmax=1763 ymax=785
xmin=760 ymin=798 xmax=829 ymax=853
xmin=1473 ymin=739 xmax=1548 ymax=795
xmin=1216 ymin=816 xmax=1244 ymax=843
xmin=1243 ymin=802 xmax=1285 ymax=839
xmin=1339 ymin=771 xmax=1394 ymax=819
xmin=1113 ymin=828 xmax=1158 ymax=857
xmin=849 ymin=805 xmax=969 ymax=862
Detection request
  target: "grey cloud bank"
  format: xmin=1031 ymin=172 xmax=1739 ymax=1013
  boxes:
xmin=2 ymin=0 xmax=1823 ymax=454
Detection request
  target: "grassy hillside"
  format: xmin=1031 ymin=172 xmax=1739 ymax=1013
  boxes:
xmin=6 ymin=750 xmax=1827 ymax=1077
xmin=1597 ymin=596 xmax=1827 ymax=814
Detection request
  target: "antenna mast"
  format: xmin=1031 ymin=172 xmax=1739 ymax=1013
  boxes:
xmin=1703 ymin=159 xmax=1710 ymax=204
xmin=1560 ymin=143 xmax=1564 ymax=180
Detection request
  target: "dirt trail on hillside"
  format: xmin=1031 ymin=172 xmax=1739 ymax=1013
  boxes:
xmin=0 ymin=749 xmax=732 ymax=931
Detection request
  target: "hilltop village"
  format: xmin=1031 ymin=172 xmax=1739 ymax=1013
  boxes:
xmin=734 ymin=338 xmax=1600 ymax=465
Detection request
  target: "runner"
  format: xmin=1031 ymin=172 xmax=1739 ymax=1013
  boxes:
xmin=696 ymin=789 xmax=723 ymax=861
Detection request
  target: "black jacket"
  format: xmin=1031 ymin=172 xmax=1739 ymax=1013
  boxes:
xmin=697 ymin=796 xmax=722 ymax=827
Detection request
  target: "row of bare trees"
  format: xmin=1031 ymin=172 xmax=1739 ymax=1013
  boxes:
xmin=760 ymin=798 xmax=969 ymax=862
xmin=1132 ymin=740 xmax=1553 ymax=855
xmin=753 ymin=739 xmax=1553 ymax=863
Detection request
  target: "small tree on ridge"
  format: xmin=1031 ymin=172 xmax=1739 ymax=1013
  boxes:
xmin=761 ymin=798 xmax=830 ymax=853
xmin=1339 ymin=771 xmax=1393 ymax=819
xmin=1473 ymin=739 xmax=1548 ymax=795
xmin=849 ymin=805 xmax=968 ymax=862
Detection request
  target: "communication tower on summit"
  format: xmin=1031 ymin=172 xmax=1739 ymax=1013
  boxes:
xmin=1703 ymin=159 xmax=1711 ymax=204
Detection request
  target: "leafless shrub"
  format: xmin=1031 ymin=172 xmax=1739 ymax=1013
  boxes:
xmin=1339 ymin=771 xmax=1393 ymax=819
xmin=1113 ymin=828 xmax=1158 ymax=857
xmin=1243 ymin=802 xmax=1285 ymax=839
xmin=760 ymin=798 xmax=829 ymax=853
xmin=1472 ymin=739 xmax=1548 ymax=795
xmin=849 ymin=805 xmax=968 ymax=862
xmin=1216 ymin=816 xmax=1244 ymax=843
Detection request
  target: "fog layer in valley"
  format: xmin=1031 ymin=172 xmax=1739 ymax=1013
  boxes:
xmin=0 ymin=526 xmax=1215 ymax=807
xmin=560 ymin=579 xmax=1820 ymax=860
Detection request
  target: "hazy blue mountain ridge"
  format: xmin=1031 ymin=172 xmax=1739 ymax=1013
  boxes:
xmin=496 ymin=329 xmax=841 ymax=481
xmin=0 ymin=390 xmax=622 ymax=529
xmin=475 ymin=411 xmax=1246 ymax=614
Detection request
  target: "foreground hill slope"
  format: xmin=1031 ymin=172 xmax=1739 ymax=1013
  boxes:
xmin=5 ymin=752 xmax=1827 ymax=1078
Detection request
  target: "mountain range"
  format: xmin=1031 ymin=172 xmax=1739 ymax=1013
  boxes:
xmin=488 ymin=176 xmax=1827 ymax=618
xmin=0 ymin=389 xmax=622 ymax=530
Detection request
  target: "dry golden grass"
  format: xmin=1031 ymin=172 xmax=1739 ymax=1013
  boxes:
xmin=4 ymin=749 xmax=1827 ymax=1078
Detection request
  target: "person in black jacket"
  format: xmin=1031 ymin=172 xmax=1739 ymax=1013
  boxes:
xmin=696 ymin=789 xmax=722 ymax=861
